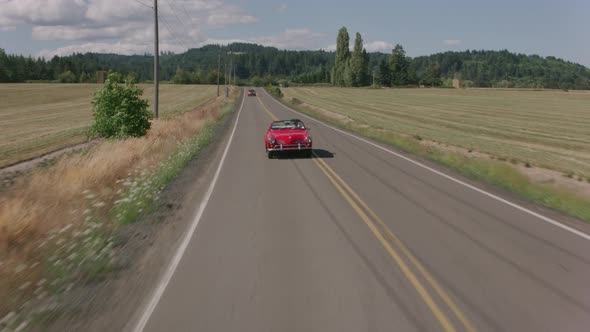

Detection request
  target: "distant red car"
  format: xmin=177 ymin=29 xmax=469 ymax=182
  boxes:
xmin=247 ymin=89 xmax=256 ymax=96
xmin=265 ymin=119 xmax=312 ymax=158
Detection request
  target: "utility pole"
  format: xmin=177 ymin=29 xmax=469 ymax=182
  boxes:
xmin=229 ymin=58 xmax=232 ymax=85
xmin=153 ymin=0 xmax=159 ymax=118
xmin=233 ymin=64 xmax=236 ymax=85
xmin=216 ymin=53 xmax=220 ymax=96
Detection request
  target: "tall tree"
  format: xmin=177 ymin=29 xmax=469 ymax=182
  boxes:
xmin=421 ymin=63 xmax=442 ymax=86
xmin=362 ymin=49 xmax=370 ymax=86
xmin=332 ymin=27 xmax=351 ymax=86
xmin=376 ymin=59 xmax=391 ymax=87
xmin=0 ymin=49 xmax=8 ymax=82
xmin=389 ymin=44 xmax=409 ymax=86
xmin=349 ymin=32 xmax=367 ymax=86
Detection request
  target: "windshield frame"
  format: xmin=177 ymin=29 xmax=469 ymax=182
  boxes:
xmin=270 ymin=120 xmax=306 ymax=130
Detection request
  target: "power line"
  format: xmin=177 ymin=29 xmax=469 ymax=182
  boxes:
xmin=174 ymin=0 xmax=204 ymax=45
xmin=175 ymin=0 xmax=194 ymax=27
xmin=163 ymin=0 xmax=198 ymax=47
xmin=158 ymin=12 xmax=189 ymax=51
xmin=133 ymin=0 xmax=153 ymax=9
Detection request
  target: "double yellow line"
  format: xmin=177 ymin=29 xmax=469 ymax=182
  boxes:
xmin=256 ymin=94 xmax=476 ymax=332
xmin=257 ymin=95 xmax=279 ymax=121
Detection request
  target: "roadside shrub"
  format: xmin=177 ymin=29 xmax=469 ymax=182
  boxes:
xmin=58 ymin=70 xmax=77 ymax=83
xmin=91 ymin=73 xmax=152 ymax=139
xmin=268 ymin=86 xmax=283 ymax=97
xmin=278 ymin=79 xmax=289 ymax=87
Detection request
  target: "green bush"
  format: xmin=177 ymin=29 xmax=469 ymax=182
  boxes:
xmin=58 ymin=70 xmax=77 ymax=83
xmin=267 ymin=86 xmax=283 ymax=97
xmin=91 ymin=73 xmax=152 ymax=138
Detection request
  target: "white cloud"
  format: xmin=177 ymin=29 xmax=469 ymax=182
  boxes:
xmin=444 ymin=39 xmax=462 ymax=46
xmin=0 ymin=0 xmax=257 ymax=56
xmin=0 ymin=0 xmax=88 ymax=26
xmin=0 ymin=26 xmax=16 ymax=32
xmin=322 ymin=40 xmax=393 ymax=52
xmin=203 ymin=38 xmax=251 ymax=46
xmin=206 ymin=29 xmax=327 ymax=50
xmin=364 ymin=41 xmax=394 ymax=52
xmin=37 ymin=27 xmax=329 ymax=57
xmin=252 ymin=28 xmax=326 ymax=50
xmin=322 ymin=44 xmax=337 ymax=51
xmin=38 ymin=41 xmax=187 ymax=58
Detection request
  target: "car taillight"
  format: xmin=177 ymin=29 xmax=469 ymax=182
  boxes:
xmin=269 ymin=137 xmax=276 ymax=144
xmin=305 ymin=136 xmax=312 ymax=143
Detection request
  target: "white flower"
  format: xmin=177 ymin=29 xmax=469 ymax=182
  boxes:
xmin=59 ymin=224 xmax=73 ymax=233
xmin=93 ymin=201 xmax=106 ymax=208
xmin=0 ymin=312 xmax=16 ymax=326
xmin=19 ymin=281 xmax=31 ymax=290
xmin=14 ymin=264 xmax=27 ymax=273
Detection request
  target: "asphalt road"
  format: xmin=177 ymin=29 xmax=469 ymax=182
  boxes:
xmin=137 ymin=88 xmax=590 ymax=332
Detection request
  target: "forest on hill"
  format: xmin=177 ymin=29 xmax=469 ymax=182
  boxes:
xmin=1 ymin=28 xmax=589 ymax=89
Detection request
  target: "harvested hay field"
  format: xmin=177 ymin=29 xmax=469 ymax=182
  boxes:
xmin=0 ymin=83 xmax=217 ymax=167
xmin=283 ymin=87 xmax=590 ymax=177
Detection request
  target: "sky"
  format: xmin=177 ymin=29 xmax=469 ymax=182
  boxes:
xmin=0 ymin=0 xmax=588 ymax=66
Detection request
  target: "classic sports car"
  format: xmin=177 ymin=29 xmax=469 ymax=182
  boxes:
xmin=247 ymin=89 xmax=257 ymax=96
xmin=265 ymin=119 xmax=312 ymax=158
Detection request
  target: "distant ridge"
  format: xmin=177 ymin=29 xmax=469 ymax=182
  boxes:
xmin=1 ymin=43 xmax=588 ymax=89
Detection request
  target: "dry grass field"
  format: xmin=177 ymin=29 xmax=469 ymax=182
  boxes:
xmin=283 ymin=87 xmax=590 ymax=177
xmin=0 ymin=83 xmax=217 ymax=167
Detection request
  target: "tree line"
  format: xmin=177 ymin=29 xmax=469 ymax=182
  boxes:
xmin=1 ymin=33 xmax=589 ymax=89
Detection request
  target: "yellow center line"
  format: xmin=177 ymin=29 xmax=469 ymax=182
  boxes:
xmin=256 ymin=95 xmax=279 ymax=121
xmin=256 ymin=95 xmax=475 ymax=332
xmin=312 ymin=158 xmax=456 ymax=332
xmin=314 ymin=157 xmax=477 ymax=332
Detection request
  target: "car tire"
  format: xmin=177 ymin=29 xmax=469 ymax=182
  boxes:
xmin=267 ymin=150 xmax=273 ymax=159
xmin=306 ymin=150 xmax=313 ymax=158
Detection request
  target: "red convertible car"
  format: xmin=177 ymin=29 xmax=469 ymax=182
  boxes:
xmin=247 ymin=89 xmax=257 ymax=96
xmin=265 ymin=119 xmax=312 ymax=158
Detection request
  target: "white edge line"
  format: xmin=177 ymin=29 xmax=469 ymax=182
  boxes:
xmin=261 ymin=89 xmax=590 ymax=241
xmin=132 ymin=90 xmax=246 ymax=332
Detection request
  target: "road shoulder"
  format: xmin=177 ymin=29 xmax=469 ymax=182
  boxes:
xmin=43 ymin=96 xmax=241 ymax=332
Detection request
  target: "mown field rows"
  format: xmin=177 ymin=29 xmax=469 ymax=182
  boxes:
xmin=282 ymin=87 xmax=590 ymax=176
xmin=0 ymin=84 xmax=217 ymax=167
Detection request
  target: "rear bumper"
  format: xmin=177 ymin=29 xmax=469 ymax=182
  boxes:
xmin=267 ymin=143 xmax=312 ymax=152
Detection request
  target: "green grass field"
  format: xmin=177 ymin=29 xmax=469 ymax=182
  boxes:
xmin=283 ymin=87 xmax=590 ymax=177
xmin=0 ymin=84 xmax=217 ymax=167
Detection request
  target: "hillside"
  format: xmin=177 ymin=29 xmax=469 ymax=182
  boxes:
xmin=0 ymin=44 xmax=589 ymax=89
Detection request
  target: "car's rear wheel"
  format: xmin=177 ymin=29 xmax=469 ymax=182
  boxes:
xmin=305 ymin=150 xmax=312 ymax=158
xmin=267 ymin=150 xmax=273 ymax=159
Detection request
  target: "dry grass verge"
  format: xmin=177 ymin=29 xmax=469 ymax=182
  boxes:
xmin=0 ymin=90 xmax=238 ymax=329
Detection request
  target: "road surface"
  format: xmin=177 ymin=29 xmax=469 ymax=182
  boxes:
xmin=136 ymin=88 xmax=590 ymax=332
